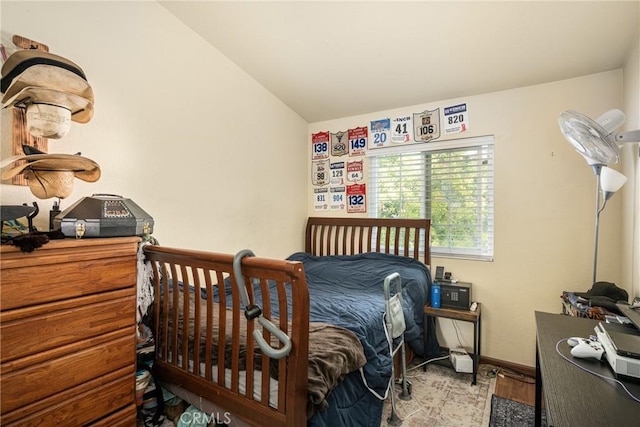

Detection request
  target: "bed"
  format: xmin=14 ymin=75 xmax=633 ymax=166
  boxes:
xmin=143 ymin=216 xmax=436 ymax=427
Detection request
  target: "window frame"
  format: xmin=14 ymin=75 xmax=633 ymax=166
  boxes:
xmin=367 ymin=135 xmax=495 ymax=261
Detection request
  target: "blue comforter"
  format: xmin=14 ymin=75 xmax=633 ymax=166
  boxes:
xmin=284 ymin=252 xmax=435 ymax=427
xmin=220 ymin=251 xmax=436 ymax=426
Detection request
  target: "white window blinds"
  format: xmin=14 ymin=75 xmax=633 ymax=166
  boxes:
xmin=368 ymin=136 xmax=494 ymax=260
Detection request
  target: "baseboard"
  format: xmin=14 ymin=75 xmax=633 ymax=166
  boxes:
xmin=480 ymin=355 xmax=535 ymax=378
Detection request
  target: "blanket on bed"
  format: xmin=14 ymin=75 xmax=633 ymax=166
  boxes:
xmin=217 ymin=252 xmax=434 ymax=426
xmin=288 ymin=252 xmax=434 ymax=427
xmin=188 ymin=252 xmax=434 ymax=427
xmin=286 ymin=252 xmax=431 ymax=377
xmin=162 ymin=287 xmax=366 ymax=416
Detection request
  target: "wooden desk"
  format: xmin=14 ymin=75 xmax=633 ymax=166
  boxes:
xmin=535 ymin=312 xmax=640 ymax=427
xmin=423 ymin=303 xmax=481 ymax=385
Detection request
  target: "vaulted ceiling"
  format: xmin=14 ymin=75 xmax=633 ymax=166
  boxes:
xmin=160 ymin=1 xmax=640 ymax=122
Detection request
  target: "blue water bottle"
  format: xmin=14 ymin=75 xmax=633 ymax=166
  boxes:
xmin=431 ymin=282 xmax=441 ymax=308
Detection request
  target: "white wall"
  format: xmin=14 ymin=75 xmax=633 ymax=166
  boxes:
xmin=309 ymin=71 xmax=629 ymax=367
xmin=1 ymin=1 xmax=308 ymax=259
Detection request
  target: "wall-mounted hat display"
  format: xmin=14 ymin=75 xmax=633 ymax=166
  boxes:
xmin=1 ymin=146 xmax=100 ymax=199
xmin=1 ymin=49 xmax=94 ymax=138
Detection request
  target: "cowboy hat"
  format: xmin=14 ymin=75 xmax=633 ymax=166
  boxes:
xmin=25 ymin=103 xmax=72 ymax=139
xmin=1 ymin=49 xmax=87 ymax=92
xmin=1 ymin=146 xmax=100 ymax=199
xmin=1 ymin=50 xmax=94 ymax=124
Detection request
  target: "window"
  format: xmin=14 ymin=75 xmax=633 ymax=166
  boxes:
xmin=368 ymin=136 xmax=494 ymax=260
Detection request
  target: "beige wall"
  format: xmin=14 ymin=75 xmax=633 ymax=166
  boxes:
xmin=2 ymin=2 xmax=637 ymax=369
xmin=0 ymin=1 xmax=308 ymax=259
xmin=309 ymin=70 xmax=632 ymax=367
xmin=621 ymin=33 xmax=640 ymax=298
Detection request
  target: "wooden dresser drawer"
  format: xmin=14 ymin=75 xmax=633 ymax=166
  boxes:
xmin=0 ymin=237 xmax=139 ymax=424
xmin=1 ymin=256 xmax=136 ymax=311
xmin=0 ymin=237 xmax=139 ymax=311
xmin=1 ymin=369 xmax=135 ymax=426
xmin=1 ymin=290 xmax=136 ymax=363
xmin=1 ymin=324 xmax=135 ymax=414
xmin=90 ymin=403 xmax=137 ymax=427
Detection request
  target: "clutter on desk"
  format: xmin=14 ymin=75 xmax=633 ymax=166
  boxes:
xmin=561 ymin=281 xmax=629 ymax=320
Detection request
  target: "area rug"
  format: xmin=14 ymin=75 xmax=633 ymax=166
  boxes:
xmin=488 ymin=394 xmax=547 ymax=427
xmin=380 ymin=363 xmax=496 ymax=427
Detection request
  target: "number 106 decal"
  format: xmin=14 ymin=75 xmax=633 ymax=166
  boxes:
xmin=413 ymin=109 xmax=440 ymax=142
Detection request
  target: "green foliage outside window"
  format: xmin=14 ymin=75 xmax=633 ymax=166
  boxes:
xmin=370 ymin=141 xmax=493 ymax=259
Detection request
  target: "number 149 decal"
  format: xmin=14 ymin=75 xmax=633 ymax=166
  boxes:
xmin=348 ymin=127 xmax=367 ymax=156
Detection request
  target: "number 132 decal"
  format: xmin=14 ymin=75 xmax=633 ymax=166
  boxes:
xmin=346 ymin=184 xmax=366 ymax=213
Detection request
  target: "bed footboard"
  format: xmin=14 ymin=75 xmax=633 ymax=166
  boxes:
xmin=143 ymin=246 xmax=309 ymax=427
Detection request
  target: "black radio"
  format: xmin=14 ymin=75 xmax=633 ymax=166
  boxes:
xmin=440 ymin=282 xmax=472 ymax=310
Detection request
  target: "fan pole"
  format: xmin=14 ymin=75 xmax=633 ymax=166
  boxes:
xmin=592 ymin=165 xmax=602 ymax=285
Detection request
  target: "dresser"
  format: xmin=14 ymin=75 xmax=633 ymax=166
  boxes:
xmin=1 ymin=237 xmax=140 ymax=426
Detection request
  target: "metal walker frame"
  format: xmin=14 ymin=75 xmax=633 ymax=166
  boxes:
xmin=383 ymin=273 xmax=412 ymax=426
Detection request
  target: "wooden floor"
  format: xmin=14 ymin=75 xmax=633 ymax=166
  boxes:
xmin=493 ymin=368 xmax=537 ymax=406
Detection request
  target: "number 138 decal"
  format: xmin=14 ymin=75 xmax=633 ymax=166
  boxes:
xmin=311 ymin=131 xmax=330 ymax=160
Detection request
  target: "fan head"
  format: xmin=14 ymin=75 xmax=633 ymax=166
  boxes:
xmin=558 ymin=110 xmax=621 ymax=165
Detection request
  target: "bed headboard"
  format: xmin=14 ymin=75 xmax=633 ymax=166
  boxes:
xmin=305 ymin=217 xmax=431 ymax=267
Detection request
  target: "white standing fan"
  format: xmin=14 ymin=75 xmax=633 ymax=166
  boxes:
xmin=558 ymin=109 xmax=638 ymax=284
xmin=558 ymin=109 xmax=622 ymax=166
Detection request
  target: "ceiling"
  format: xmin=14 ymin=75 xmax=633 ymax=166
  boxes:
xmin=160 ymin=1 xmax=640 ymax=123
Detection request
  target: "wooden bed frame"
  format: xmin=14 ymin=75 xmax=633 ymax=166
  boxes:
xmin=305 ymin=216 xmax=431 ymax=267
xmin=144 ymin=217 xmax=431 ymax=427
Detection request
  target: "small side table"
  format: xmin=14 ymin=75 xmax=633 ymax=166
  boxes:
xmin=423 ymin=303 xmax=482 ymax=385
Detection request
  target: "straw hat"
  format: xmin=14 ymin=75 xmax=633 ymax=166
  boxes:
xmin=1 ymin=50 xmax=94 ymax=125
xmin=1 ymin=146 xmax=100 ymax=199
